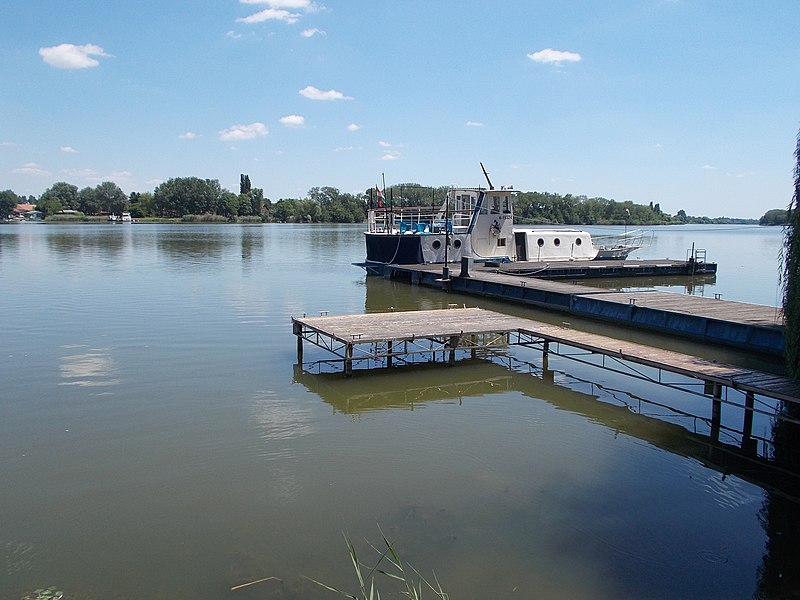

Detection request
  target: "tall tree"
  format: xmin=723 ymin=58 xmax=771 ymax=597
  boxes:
xmin=0 ymin=189 xmax=21 ymax=219
xmin=38 ymin=181 xmax=78 ymax=215
xmin=782 ymin=130 xmax=800 ymax=379
xmin=240 ymin=174 xmax=251 ymax=195
xmin=95 ymin=181 xmax=128 ymax=215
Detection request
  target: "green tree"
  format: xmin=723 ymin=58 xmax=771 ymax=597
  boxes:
xmin=760 ymin=209 xmax=789 ymax=226
xmin=782 ymin=130 xmax=800 ymax=379
xmin=95 ymin=181 xmax=128 ymax=215
xmin=0 ymin=189 xmax=21 ymax=219
xmin=78 ymin=186 xmax=100 ymax=215
xmin=38 ymin=181 xmax=78 ymax=216
xmin=129 ymin=191 xmax=155 ymax=218
xmin=153 ymin=177 xmax=223 ymax=217
xmin=240 ymin=174 xmax=251 ymax=195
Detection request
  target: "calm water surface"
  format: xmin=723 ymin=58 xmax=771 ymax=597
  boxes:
xmin=1 ymin=223 xmax=796 ymax=599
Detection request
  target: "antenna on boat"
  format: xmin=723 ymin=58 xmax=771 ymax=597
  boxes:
xmin=480 ymin=162 xmax=494 ymax=190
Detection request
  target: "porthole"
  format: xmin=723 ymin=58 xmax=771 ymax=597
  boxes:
xmin=432 ymin=240 xmax=442 ymax=250
xmin=575 ymin=238 xmax=582 ymax=246
xmin=453 ymin=239 xmax=462 ymax=249
xmin=537 ymin=238 xmax=544 ymax=247
xmin=554 ymin=238 xmax=561 ymax=247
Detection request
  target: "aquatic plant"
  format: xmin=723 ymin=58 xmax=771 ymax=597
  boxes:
xmin=782 ymin=129 xmax=800 ymax=379
xmin=21 ymin=587 xmax=63 ymax=600
xmin=308 ymin=530 xmax=449 ymax=599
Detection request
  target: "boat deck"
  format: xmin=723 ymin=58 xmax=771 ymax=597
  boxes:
xmin=482 ymin=257 xmax=717 ymax=279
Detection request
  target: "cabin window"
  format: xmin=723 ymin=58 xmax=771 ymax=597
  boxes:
xmin=503 ymin=197 xmax=510 ymax=213
xmin=537 ymin=238 xmax=544 ymax=247
xmin=554 ymin=238 xmax=561 ymax=247
xmin=432 ymin=240 xmax=442 ymax=250
xmin=497 ymin=238 xmax=506 ymax=247
xmin=575 ymin=238 xmax=582 ymax=246
xmin=492 ymin=196 xmax=500 ymax=212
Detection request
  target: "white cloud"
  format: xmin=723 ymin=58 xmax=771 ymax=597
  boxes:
xmin=1 ymin=141 xmax=17 ymax=147
xmin=301 ymin=28 xmax=324 ymax=37
xmin=179 ymin=131 xmax=198 ymax=140
xmin=62 ymin=168 xmax=98 ymax=178
xmin=299 ymin=85 xmax=352 ymax=101
xmin=380 ymin=151 xmax=401 ymax=161
xmin=219 ymin=122 xmax=268 ymax=141
xmin=226 ymin=30 xmax=243 ymax=39
xmin=378 ymin=140 xmax=392 ymax=147
xmin=466 ymin=120 xmax=484 ymax=127
xmin=39 ymin=43 xmax=110 ymax=69
xmin=241 ymin=0 xmax=318 ymax=8
xmin=702 ymin=164 xmax=717 ymax=170
xmin=237 ymin=8 xmax=301 ymax=24
xmin=280 ymin=114 xmax=305 ymax=128
xmin=12 ymin=162 xmax=50 ymax=176
xmin=60 ymin=145 xmax=79 ymax=153
xmin=347 ymin=123 xmax=361 ymax=132
xmin=527 ymin=48 xmax=582 ymax=65
xmin=335 ymin=146 xmax=354 ymax=152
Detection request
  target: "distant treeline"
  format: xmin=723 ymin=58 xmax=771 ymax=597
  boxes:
xmin=0 ymin=176 xmax=777 ymax=225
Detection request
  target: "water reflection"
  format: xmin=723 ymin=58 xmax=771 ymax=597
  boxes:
xmin=59 ymin=345 xmax=120 ymax=389
xmin=571 ymin=273 xmax=717 ymax=297
xmin=756 ymin=404 xmax=800 ymax=598
xmin=156 ymin=231 xmax=226 ymax=267
xmin=297 ymin=357 xmax=800 ymax=596
xmin=239 ymin=227 xmax=263 ymax=268
xmin=45 ymin=226 xmax=131 ymax=264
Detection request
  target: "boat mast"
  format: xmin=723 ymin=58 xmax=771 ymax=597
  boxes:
xmin=480 ymin=162 xmax=494 ymax=190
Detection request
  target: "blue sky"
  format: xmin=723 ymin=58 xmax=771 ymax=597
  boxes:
xmin=1 ymin=1 xmax=797 ymax=218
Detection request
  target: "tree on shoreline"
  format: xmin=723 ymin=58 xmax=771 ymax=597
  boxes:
xmin=781 ymin=130 xmax=800 ymax=379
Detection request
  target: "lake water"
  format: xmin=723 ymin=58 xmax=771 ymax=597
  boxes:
xmin=1 ymin=222 xmax=797 ymax=599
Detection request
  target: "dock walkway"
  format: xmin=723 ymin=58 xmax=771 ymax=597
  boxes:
xmin=292 ymin=307 xmax=799 ymax=404
xmin=381 ymin=263 xmax=784 ymax=356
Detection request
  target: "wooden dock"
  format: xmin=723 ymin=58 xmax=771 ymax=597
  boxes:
xmin=378 ymin=262 xmax=784 ymax=356
xmin=292 ymin=307 xmax=799 ymax=405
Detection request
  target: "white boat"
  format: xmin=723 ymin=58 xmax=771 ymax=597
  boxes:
xmin=120 ymin=212 xmax=132 ymax=223
xmin=108 ymin=214 xmax=118 ymax=222
xmin=358 ymin=166 xmax=648 ymax=274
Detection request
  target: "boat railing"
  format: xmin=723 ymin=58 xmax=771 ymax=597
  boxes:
xmin=368 ymin=205 xmax=472 ymax=234
xmin=592 ymin=229 xmax=653 ymax=250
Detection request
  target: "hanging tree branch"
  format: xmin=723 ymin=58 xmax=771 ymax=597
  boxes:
xmin=781 ymin=129 xmax=800 ymax=379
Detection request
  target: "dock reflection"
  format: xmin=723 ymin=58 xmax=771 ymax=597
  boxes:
xmin=295 ymin=358 xmax=800 ymax=595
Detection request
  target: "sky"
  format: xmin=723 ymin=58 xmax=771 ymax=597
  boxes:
xmin=1 ymin=1 xmax=798 ymax=218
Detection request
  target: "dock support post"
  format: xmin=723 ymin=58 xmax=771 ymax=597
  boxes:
xmin=448 ymin=335 xmax=459 ymax=366
xmin=741 ymin=391 xmax=756 ymax=453
xmin=470 ymin=334 xmax=477 ymax=359
xmin=344 ymin=343 xmax=353 ymax=378
xmin=387 ymin=341 xmax=393 ymax=369
xmin=543 ymin=340 xmax=550 ymax=357
xmin=710 ymin=382 xmax=722 ymax=441
xmin=293 ymin=322 xmax=304 ymax=365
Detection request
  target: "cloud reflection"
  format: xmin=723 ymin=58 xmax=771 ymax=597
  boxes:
xmin=59 ymin=347 xmax=120 ymax=388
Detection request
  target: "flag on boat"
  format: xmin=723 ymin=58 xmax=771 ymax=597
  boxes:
xmin=376 ymin=186 xmax=384 ymax=199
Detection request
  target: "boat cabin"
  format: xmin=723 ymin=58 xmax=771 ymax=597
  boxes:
xmin=513 ymin=228 xmax=597 ymax=262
